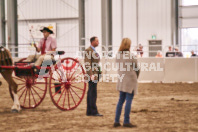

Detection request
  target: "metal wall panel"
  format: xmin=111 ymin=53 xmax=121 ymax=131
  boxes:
xmin=17 ymin=19 xmax=79 ymax=58
xmin=181 ymin=18 xmax=198 ymax=28
xmin=17 ymin=21 xmax=35 ymax=57
xmin=180 ymin=6 xmax=198 ymax=18
xmin=123 ymin=0 xmax=137 ymax=46
xmin=138 ymin=0 xmax=172 ymax=57
xmin=4 ymin=0 xmax=80 ymax=57
xmin=4 ymin=0 xmax=174 ymax=58
xmin=180 ymin=6 xmax=198 ymax=28
xmin=112 ymin=0 xmax=137 ymax=52
xmin=112 ymin=0 xmax=122 ymax=52
xmin=17 ymin=0 xmax=78 ymax=20
xmin=84 ymin=0 xmax=102 ymax=52
xmin=112 ymin=0 xmax=172 ymax=57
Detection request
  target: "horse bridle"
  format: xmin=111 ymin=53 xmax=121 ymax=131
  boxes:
xmin=0 ymin=46 xmax=12 ymax=66
xmin=0 ymin=46 xmax=4 ymax=66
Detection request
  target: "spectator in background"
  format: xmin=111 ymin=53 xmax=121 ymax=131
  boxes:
xmin=174 ymin=47 xmax=183 ymax=57
xmin=191 ymin=50 xmax=197 ymax=57
xmin=166 ymin=46 xmax=174 ymax=57
xmin=155 ymin=50 xmax=163 ymax=58
xmin=137 ymin=44 xmax=143 ymax=57
xmin=168 ymin=46 xmax=172 ymax=52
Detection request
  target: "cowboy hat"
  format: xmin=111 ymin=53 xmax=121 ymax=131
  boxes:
xmin=40 ymin=27 xmax=53 ymax=34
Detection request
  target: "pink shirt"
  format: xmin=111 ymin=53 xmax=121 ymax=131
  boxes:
xmin=38 ymin=36 xmax=57 ymax=53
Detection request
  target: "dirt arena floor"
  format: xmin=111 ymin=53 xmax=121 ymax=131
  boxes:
xmin=0 ymin=79 xmax=198 ymax=132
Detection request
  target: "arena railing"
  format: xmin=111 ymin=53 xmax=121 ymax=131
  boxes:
xmin=4 ymin=43 xmax=198 ymax=83
xmin=3 ymin=43 xmax=198 ymax=58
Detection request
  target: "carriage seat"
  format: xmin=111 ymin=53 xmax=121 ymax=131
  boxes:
xmin=45 ymin=51 xmax=65 ymax=56
xmin=14 ymin=51 xmax=65 ymax=77
xmin=34 ymin=51 xmax=65 ymax=76
xmin=14 ymin=61 xmax=52 ymax=77
xmin=57 ymin=51 xmax=65 ymax=55
xmin=41 ymin=51 xmax=65 ymax=66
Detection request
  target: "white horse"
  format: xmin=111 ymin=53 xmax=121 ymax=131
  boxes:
xmin=0 ymin=46 xmax=21 ymax=112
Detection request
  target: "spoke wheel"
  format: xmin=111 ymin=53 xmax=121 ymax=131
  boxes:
xmin=9 ymin=76 xmax=47 ymax=109
xmin=49 ymin=58 xmax=86 ymax=111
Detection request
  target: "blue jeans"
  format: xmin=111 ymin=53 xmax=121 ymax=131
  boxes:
xmin=115 ymin=91 xmax=134 ymax=124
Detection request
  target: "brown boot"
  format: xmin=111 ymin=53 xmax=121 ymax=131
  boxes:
xmin=113 ymin=123 xmax=121 ymax=127
xmin=123 ymin=123 xmax=137 ymax=128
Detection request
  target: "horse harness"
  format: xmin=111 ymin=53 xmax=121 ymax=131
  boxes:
xmin=0 ymin=46 xmax=13 ymax=72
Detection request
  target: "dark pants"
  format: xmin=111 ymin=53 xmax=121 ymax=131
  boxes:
xmin=86 ymin=81 xmax=98 ymax=115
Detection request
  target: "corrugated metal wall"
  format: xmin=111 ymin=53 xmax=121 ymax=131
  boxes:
xmin=112 ymin=0 xmax=172 ymax=57
xmin=138 ymin=0 xmax=172 ymax=56
xmin=6 ymin=0 xmax=79 ymax=57
xmin=17 ymin=19 xmax=79 ymax=57
xmin=17 ymin=0 xmax=78 ymax=19
xmin=84 ymin=0 xmax=102 ymax=53
xmin=112 ymin=0 xmax=137 ymax=52
xmin=3 ymin=0 xmax=173 ymax=57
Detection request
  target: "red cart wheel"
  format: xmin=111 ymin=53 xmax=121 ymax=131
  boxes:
xmin=62 ymin=59 xmax=77 ymax=71
xmin=49 ymin=58 xmax=86 ymax=111
xmin=9 ymin=75 xmax=47 ymax=109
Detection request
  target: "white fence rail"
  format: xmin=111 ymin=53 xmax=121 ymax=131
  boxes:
xmin=11 ymin=57 xmax=198 ymax=83
xmin=82 ymin=58 xmax=197 ymax=83
xmin=4 ymin=44 xmax=198 ymax=58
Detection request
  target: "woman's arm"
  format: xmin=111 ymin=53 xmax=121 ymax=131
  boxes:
xmin=132 ymin=55 xmax=140 ymax=78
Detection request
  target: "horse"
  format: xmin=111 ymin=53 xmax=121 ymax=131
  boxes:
xmin=0 ymin=46 xmax=21 ymax=112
